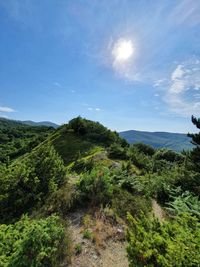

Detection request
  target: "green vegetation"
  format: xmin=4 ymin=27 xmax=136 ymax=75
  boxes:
xmin=0 ymin=118 xmax=54 ymax=164
xmin=127 ymin=213 xmax=200 ymax=267
xmin=0 ymin=143 xmax=66 ymax=223
xmin=0 ymin=115 xmax=199 ymax=266
xmin=0 ymin=215 xmax=69 ymax=267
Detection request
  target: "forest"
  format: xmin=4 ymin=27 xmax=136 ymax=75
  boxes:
xmin=0 ymin=116 xmax=199 ymax=267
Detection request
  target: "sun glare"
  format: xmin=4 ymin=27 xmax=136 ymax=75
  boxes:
xmin=112 ymin=39 xmax=134 ymax=62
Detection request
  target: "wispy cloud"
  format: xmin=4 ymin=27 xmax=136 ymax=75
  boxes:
xmin=87 ymin=107 xmax=101 ymax=112
xmin=54 ymin=82 xmax=62 ymax=88
xmin=160 ymin=57 xmax=200 ymax=117
xmin=0 ymin=106 xmax=15 ymax=113
xmin=169 ymin=0 xmax=200 ymax=27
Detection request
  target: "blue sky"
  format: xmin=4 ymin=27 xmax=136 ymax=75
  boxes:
xmin=0 ymin=0 xmax=200 ymax=132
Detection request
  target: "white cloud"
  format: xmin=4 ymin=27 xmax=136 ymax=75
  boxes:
xmin=171 ymin=65 xmax=185 ymax=81
xmin=164 ymin=57 xmax=200 ymax=117
xmin=87 ymin=107 xmax=101 ymax=112
xmin=0 ymin=106 xmax=15 ymax=113
xmin=153 ymin=79 xmax=166 ymax=88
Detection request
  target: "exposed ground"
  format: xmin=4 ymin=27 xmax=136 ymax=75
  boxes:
xmin=66 ymin=209 xmax=128 ymax=267
xmin=152 ymin=199 xmax=166 ymax=222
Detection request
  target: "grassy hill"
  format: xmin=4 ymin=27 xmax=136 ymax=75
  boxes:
xmin=49 ymin=117 xmax=125 ymax=165
xmin=119 ymin=130 xmax=193 ymax=151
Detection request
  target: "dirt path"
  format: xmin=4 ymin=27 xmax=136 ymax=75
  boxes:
xmin=67 ymin=210 xmax=128 ymax=267
xmin=152 ymin=199 xmax=166 ymax=222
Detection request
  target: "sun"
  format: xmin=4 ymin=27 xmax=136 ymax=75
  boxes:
xmin=112 ymin=39 xmax=134 ymax=62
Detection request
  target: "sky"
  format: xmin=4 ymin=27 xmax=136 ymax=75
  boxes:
xmin=0 ymin=0 xmax=200 ymax=133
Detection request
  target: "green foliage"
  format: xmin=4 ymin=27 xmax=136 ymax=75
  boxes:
xmin=108 ymin=143 xmax=127 ymax=159
xmin=0 ymin=143 xmax=66 ymax=223
xmin=188 ymin=115 xmax=200 ymax=172
xmin=167 ymin=191 xmax=200 ymax=219
xmin=68 ymin=116 xmax=123 ymax=146
xmin=112 ymin=187 xmax=151 ymax=219
xmin=127 ymin=213 xmax=200 ymax=267
xmin=132 ymin=143 xmax=155 ymax=156
xmin=0 ymin=215 xmax=70 ymax=267
xmin=76 ymin=167 xmax=113 ymax=206
xmin=36 ymin=182 xmax=77 ymax=217
xmin=68 ymin=116 xmax=88 ymax=135
xmin=83 ymin=229 xmax=93 ymax=240
xmin=154 ymin=148 xmax=184 ymax=163
xmin=0 ymin=118 xmax=54 ymax=164
xmin=70 ymin=158 xmax=94 ymax=173
xmin=74 ymin=243 xmax=82 ymax=254
xmin=127 ymin=145 xmax=152 ymax=172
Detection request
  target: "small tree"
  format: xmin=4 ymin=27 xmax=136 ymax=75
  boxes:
xmin=188 ymin=115 xmax=200 ymax=171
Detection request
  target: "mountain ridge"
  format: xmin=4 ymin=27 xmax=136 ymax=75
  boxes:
xmin=119 ymin=129 xmax=193 ymax=152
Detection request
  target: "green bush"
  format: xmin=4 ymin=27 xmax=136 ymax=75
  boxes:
xmin=127 ymin=213 xmax=200 ymax=267
xmin=0 ymin=215 xmax=70 ymax=267
xmin=127 ymin=146 xmax=152 ymax=172
xmin=70 ymin=158 xmax=94 ymax=173
xmin=76 ymin=167 xmax=113 ymax=206
xmin=154 ymin=148 xmax=184 ymax=163
xmin=132 ymin=143 xmax=155 ymax=156
xmin=0 ymin=143 xmax=66 ymax=223
xmin=108 ymin=143 xmax=127 ymax=160
xmin=112 ymin=187 xmax=151 ymax=219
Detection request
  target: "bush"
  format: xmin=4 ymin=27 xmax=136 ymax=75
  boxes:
xmin=76 ymin=167 xmax=113 ymax=206
xmin=0 ymin=215 xmax=70 ymax=267
xmin=127 ymin=146 xmax=152 ymax=172
xmin=0 ymin=143 xmax=66 ymax=223
xmin=127 ymin=213 xmax=200 ymax=267
xmin=70 ymin=158 xmax=94 ymax=173
xmin=108 ymin=143 xmax=127 ymax=160
xmin=154 ymin=148 xmax=184 ymax=163
xmin=132 ymin=143 xmax=155 ymax=156
xmin=112 ymin=187 xmax=151 ymax=219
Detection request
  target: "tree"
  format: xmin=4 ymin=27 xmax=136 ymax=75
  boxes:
xmin=188 ymin=115 xmax=200 ymax=171
xmin=68 ymin=116 xmax=87 ymax=135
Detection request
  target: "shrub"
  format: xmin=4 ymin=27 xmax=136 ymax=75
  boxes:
xmin=70 ymin=158 xmax=94 ymax=173
xmin=108 ymin=143 xmax=127 ymax=160
xmin=0 ymin=215 xmax=70 ymax=267
xmin=83 ymin=229 xmax=93 ymax=240
xmin=74 ymin=243 xmax=82 ymax=254
xmin=154 ymin=148 xmax=184 ymax=163
xmin=127 ymin=146 xmax=152 ymax=172
xmin=127 ymin=213 xmax=200 ymax=267
xmin=76 ymin=167 xmax=113 ymax=206
xmin=0 ymin=143 xmax=66 ymax=223
xmin=132 ymin=143 xmax=155 ymax=156
xmin=112 ymin=187 xmax=151 ymax=219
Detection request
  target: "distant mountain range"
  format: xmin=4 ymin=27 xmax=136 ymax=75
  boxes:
xmin=22 ymin=120 xmax=59 ymax=128
xmin=119 ymin=130 xmax=193 ymax=152
xmin=0 ymin=117 xmax=194 ymax=151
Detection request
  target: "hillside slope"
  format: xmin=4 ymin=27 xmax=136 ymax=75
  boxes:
xmin=49 ymin=117 xmax=125 ymax=165
xmin=119 ymin=130 xmax=193 ymax=151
